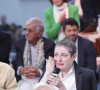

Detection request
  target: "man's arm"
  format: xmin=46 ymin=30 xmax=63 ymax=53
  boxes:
xmin=3 ymin=64 xmax=18 ymax=90
xmin=91 ymin=71 xmax=97 ymax=90
xmin=87 ymin=41 xmax=96 ymax=71
xmin=14 ymin=42 xmax=24 ymax=81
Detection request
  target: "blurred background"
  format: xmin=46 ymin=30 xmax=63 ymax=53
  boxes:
xmin=0 ymin=0 xmax=52 ymax=64
xmin=0 ymin=0 xmax=51 ymax=36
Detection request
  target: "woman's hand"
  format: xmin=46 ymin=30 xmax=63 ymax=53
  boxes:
xmin=59 ymin=12 xmax=66 ymax=24
xmin=47 ymin=73 xmax=67 ymax=90
xmin=45 ymin=56 xmax=55 ymax=76
xmin=40 ymin=56 xmax=55 ymax=83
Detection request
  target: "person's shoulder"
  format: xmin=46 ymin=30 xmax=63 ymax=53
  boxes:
xmin=15 ymin=37 xmax=25 ymax=43
xmin=80 ymin=67 xmax=95 ymax=76
xmin=0 ymin=62 xmax=15 ymax=83
xmin=78 ymin=36 xmax=93 ymax=44
xmin=68 ymin=4 xmax=78 ymax=9
xmin=43 ymin=37 xmax=55 ymax=44
xmin=44 ymin=7 xmax=53 ymax=14
xmin=14 ymin=37 xmax=26 ymax=46
xmin=0 ymin=31 xmax=11 ymax=38
xmin=75 ymin=62 xmax=96 ymax=79
xmin=43 ymin=37 xmax=55 ymax=43
xmin=68 ymin=4 xmax=78 ymax=8
xmin=0 ymin=62 xmax=9 ymax=67
xmin=0 ymin=62 xmax=14 ymax=72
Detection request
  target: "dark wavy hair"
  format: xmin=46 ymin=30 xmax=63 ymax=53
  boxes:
xmin=49 ymin=0 xmax=68 ymax=5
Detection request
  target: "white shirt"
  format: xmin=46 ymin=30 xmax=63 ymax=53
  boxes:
xmin=75 ymin=39 xmax=78 ymax=63
xmin=17 ymin=44 xmax=42 ymax=76
xmin=59 ymin=65 xmax=76 ymax=90
xmin=30 ymin=44 xmax=36 ymax=64
xmin=53 ymin=3 xmax=69 ymax=41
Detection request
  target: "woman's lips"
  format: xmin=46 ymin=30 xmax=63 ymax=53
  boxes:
xmin=57 ymin=63 xmax=64 ymax=66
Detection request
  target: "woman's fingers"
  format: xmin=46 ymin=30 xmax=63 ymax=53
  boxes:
xmin=47 ymin=74 xmax=60 ymax=87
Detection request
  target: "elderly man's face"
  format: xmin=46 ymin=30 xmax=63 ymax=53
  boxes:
xmin=54 ymin=46 xmax=76 ymax=71
xmin=25 ymin=24 xmax=39 ymax=42
xmin=63 ymin=25 xmax=78 ymax=42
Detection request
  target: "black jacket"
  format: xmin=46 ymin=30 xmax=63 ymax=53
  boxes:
xmin=74 ymin=61 xmax=97 ymax=90
xmin=0 ymin=31 xmax=12 ymax=64
xmin=78 ymin=36 xmax=96 ymax=72
xmin=14 ymin=37 xmax=55 ymax=81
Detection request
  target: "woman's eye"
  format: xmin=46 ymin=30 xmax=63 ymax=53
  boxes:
xmin=54 ymin=54 xmax=57 ymax=56
xmin=62 ymin=54 xmax=67 ymax=57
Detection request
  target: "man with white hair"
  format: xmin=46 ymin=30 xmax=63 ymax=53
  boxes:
xmin=14 ymin=17 xmax=55 ymax=89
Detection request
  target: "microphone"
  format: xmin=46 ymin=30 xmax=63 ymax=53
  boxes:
xmin=53 ymin=67 xmax=60 ymax=74
xmin=47 ymin=67 xmax=60 ymax=84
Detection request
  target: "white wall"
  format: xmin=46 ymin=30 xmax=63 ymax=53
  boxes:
xmin=0 ymin=0 xmax=51 ymax=36
xmin=0 ymin=0 xmax=20 ymax=25
xmin=20 ymin=0 xmax=51 ymax=26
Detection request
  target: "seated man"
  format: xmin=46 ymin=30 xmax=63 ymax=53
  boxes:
xmin=62 ymin=18 xmax=96 ymax=72
xmin=14 ymin=18 xmax=55 ymax=89
xmin=0 ymin=62 xmax=18 ymax=90
xmin=41 ymin=38 xmax=97 ymax=90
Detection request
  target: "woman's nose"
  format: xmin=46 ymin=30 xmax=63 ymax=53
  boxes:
xmin=57 ymin=55 xmax=62 ymax=62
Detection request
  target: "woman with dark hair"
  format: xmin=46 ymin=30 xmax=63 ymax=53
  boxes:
xmin=44 ymin=0 xmax=80 ymax=42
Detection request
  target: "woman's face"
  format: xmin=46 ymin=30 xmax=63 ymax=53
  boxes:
xmin=52 ymin=0 xmax=63 ymax=6
xmin=54 ymin=46 xmax=76 ymax=72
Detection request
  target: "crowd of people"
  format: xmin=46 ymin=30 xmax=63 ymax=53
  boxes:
xmin=0 ymin=0 xmax=100 ymax=90
xmin=0 ymin=15 xmax=23 ymax=43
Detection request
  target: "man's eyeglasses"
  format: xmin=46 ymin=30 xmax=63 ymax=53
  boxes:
xmin=24 ymin=28 xmax=34 ymax=33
